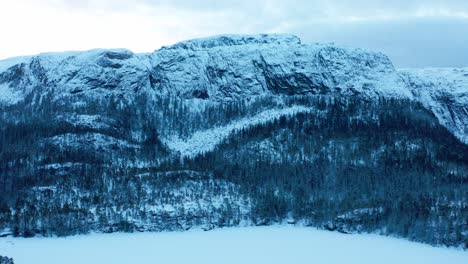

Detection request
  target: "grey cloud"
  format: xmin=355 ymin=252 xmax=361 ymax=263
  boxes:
xmin=293 ymin=18 xmax=468 ymax=67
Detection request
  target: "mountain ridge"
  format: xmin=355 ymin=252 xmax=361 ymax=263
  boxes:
xmin=0 ymin=34 xmax=466 ymax=142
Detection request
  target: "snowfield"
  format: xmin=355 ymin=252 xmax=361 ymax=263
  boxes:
xmin=1 ymin=226 xmax=466 ymax=264
xmin=163 ymin=106 xmax=313 ymax=157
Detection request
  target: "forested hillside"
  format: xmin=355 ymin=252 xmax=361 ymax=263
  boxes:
xmin=0 ymin=93 xmax=466 ymax=247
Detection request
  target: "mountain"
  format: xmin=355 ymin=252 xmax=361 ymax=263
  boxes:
xmin=0 ymin=34 xmax=466 ymax=248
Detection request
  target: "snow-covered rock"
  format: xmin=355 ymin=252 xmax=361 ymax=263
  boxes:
xmin=150 ymin=34 xmax=410 ymax=100
xmin=400 ymin=68 xmax=468 ymax=143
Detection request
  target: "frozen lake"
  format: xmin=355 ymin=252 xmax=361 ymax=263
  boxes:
xmin=1 ymin=226 xmax=467 ymax=264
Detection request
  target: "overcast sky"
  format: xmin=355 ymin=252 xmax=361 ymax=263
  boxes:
xmin=0 ymin=0 xmax=467 ymax=67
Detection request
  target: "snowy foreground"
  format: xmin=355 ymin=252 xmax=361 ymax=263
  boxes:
xmin=1 ymin=226 xmax=467 ymax=264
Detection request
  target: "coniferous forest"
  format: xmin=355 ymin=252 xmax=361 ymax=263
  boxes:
xmin=0 ymin=92 xmax=466 ymax=248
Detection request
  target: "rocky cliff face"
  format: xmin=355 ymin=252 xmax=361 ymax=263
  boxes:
xmin=399 ymin=68 xmax=468 ymax=143
xmin=0 ymin=34 xmax=467 ymax=247
xmin=150 ymin=34 xmax=409 ymax=100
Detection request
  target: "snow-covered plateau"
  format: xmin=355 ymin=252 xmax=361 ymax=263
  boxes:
xmin=1 ymin=226 xmax=467 ymax=264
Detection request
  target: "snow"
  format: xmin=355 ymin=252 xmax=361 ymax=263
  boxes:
xmin=40 ymin=162 xmax=83 ymax=170
xmin=0 ymin=226 xmax=466 ymax=264
xmin=162 ymin=105 xmax=313 ymax=157
xmin=0 ymin=55 xmax=32 ymax=73
xmin=399 ymin=68 xmax=468 ymax=143
xmin=162 ymin=34 xmax=301 ymax=50
xmin=153 ymin=36 xmax=410 ymax=101
xmin=44 ymin=132 xmax=139 ymax=151
xmin=0 ymin=83 xmax=22 ymax=105
xmin=401 ymin=67 xmax=468 ymax=94
xmin=56 ymin=114 xmax=116 ymax=130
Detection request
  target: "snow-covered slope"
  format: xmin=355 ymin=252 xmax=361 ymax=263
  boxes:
xmin=0 ymin=34 xmax=466 ymax=142
xmin=163 ymin=105 xmax=314 ymax=157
